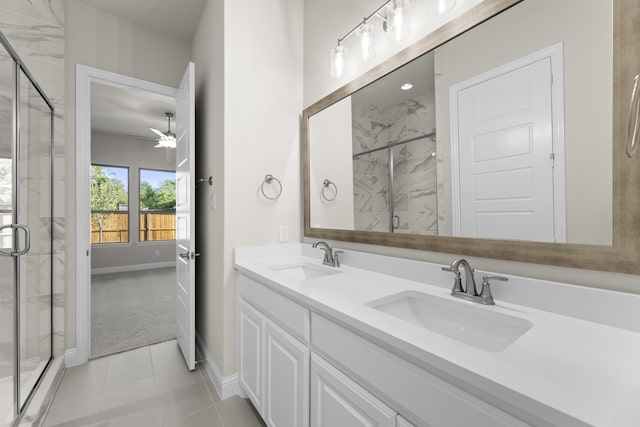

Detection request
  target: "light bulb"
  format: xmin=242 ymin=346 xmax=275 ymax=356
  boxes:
xmin=426 ymin=0 xmax=456 ymax=15
xmin=357 ymin=19 xmax=375 ymax=61
xmin=386 ymin=0 xmax=411 ymax=42
xmin=330 ymin=42 xmax=348 ymax=78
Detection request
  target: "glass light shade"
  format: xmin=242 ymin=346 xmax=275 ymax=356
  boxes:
xmin=426 ymin=0 xmax=456 ymax=15
xmin=330 ymin=43 xmax=348 ymax=78
xmin=357 ymin=20 xmax=376 ymax=61
xmin=386 ymin=0 xmax=411 ymax=42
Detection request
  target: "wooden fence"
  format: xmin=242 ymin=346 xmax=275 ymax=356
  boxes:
xmin=91 ymin=211 xmax=175 ymax=243
xmin=139 ymin=211 xmax=176 ymax=241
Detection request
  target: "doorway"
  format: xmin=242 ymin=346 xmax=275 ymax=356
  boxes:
xmin=73 ymin=66 xmax=180 ymax=366
xmin=89 ymin=82 xmax=178 ymax=358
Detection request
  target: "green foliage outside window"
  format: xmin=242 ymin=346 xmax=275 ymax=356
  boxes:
xmin=90 ymin=165 xmax=128 ymax=229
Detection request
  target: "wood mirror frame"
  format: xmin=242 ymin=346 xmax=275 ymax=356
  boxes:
xmin=303 ymin=0 xmax=640 ymax=275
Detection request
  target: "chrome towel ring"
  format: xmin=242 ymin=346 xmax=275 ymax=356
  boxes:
xmin=261 ymin=174 xmax=282 ymax=200
xmin=321 ymin=179 xmax=337 ymax=201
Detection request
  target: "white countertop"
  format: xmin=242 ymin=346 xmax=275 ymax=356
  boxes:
xmin=234 ymin=244 xmax=640 ymax=427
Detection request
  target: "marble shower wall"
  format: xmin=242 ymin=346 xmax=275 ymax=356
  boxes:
xmin=0 ymin=0 xmax=65 ymax=358
xmin=352 ymin=92 xmax=438 ymax=235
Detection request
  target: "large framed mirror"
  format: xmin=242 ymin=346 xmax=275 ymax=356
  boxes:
xmin=303 ymin=0 xmax=640 ymax=274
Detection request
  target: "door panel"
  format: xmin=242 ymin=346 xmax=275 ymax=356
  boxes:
xmin=264 ymin=320 xmax=309 ymax=427
xmin=175 ymin=62 xmax=195 ymax=370
xmin=17 ymin=68 xmax=52 ymax=408
xmin=0 ymin=41 xmax=16 ymax=423
xmin=239 ymin=300 xmax=264 ymax=412
xmin=454 ymin=57 xmax=556 ymax=242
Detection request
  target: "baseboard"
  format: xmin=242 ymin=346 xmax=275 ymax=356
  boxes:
xmin=91 ymin=261 xmax=176 ymax=275
xmin=64 ymin=348 xmax=80 ymax=368
xmin=195 ymin=332 xmax=238 ymax=400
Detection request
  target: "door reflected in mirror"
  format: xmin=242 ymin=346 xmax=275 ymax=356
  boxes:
xmin=309 ymin=0 xmax=613 ymax=245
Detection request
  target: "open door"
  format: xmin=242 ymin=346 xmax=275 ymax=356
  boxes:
xmin=175 ymin=62 xmax=196 ymax=370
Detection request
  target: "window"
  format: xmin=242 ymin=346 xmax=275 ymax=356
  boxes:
xmin=90 ymin=165 xmax=129 ymax=244
xmin=139 ymin=169 xmax=176 ymax=242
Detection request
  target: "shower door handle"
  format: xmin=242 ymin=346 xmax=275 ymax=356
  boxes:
xmin=392 ymin=215 xmax=400 ymax=230
xmin=0 ymin=224 xmax=31 ymax=257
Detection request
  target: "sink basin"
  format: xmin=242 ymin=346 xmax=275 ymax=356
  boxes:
xmin=367 ymin=291 xmax=533 ymax=352
xmin=271 ymin=262 xmax=342 ymax=280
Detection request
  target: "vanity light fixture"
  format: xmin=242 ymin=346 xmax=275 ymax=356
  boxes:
xmin=330 ymin=0 xmax=416 ymax=78
xmin=330 ymin=40 xmax=348 ymax=78
xmin=401 ymin=83 xmax=413 ymax=90
xmin=425 ymin=0 xmax=457 ymax=16
xmin=386 ymin=0 xmax=411 ymax=42
xmin=357 ymin=18 xmax=376 ymax=61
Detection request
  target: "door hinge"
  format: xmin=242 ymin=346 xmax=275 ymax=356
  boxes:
xmin=550 ymin=152 xmax=555 ymax=168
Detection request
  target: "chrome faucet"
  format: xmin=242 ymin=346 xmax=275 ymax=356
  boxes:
xmin=442 ymin=258 xmax=508 ymax=305
xmin=312 ymin=241 xmax=343 ymax=267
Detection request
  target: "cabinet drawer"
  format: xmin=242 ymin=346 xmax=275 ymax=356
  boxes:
xmin=311 ymin=353 xmax=396 ymax=427
xmin=311 ymin=314 xmax=530 ymax=427
xmin=238 ymin=273 xmax=310 ymax=343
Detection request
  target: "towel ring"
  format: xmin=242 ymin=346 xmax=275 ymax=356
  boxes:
xmin=321 ymin=179 xmax=338 ymax=201
xmin=261 ymin=174 xmax=282 ymax=200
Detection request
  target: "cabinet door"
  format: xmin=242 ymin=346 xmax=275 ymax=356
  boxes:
xmin=239 ymin=300 xmax=264 ymax=412
xmin=311 ymin=353 xmax=396 ymax=427
xmin=264 ymin=320 xmax=310 ymax=427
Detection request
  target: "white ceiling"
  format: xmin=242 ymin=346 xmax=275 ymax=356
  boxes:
xmin=75 ymin=0 xmax=207 ymax=41
xmin=90 ymin=82 xmax=176 ymax=141
xmin=353 ymin=51 xmax=436 ymax=109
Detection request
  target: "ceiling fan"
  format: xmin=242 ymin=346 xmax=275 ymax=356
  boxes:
xmin=149 ymin=112 xmax=176 ymax=148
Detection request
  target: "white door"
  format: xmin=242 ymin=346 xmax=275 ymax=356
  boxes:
xmin=176 ymin=62 xmax=196 ymax=369
xmin=264 ymin=320 xmax=310 ymax=427
xmin=310 ymin=353 xmax=396 ymax=427
xmin=452 ymin=56 xmax=559 ymax=242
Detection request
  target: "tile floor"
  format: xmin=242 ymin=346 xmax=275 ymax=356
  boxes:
xmin=43 ymin=340 xmax=265 ymax=427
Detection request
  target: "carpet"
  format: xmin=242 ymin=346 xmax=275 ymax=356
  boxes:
xmin=91 ymin=267 xmax=176 ymax=359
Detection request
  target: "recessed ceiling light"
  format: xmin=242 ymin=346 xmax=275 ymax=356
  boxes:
xmin=401 ymin=83 xmax=413 ymax=91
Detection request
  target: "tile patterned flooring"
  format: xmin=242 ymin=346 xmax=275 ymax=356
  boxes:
xmin=43 ymin=340 xmax=265 ymax=427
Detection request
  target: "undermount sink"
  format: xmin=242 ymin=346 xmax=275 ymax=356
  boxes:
xmin=271 ymin=262 xmax=342 ymax=280
xmin=367 ymin=291 xmax=533 ymax=352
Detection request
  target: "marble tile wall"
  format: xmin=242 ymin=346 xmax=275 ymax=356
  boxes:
xmin=352 ymin=92 xmax=438 ymax=235
xmin=0 ymin=0 xmax=65 ymax=366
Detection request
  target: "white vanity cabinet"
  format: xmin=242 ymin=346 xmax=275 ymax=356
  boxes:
xmin=238 ymin=274 xmax=310 ymax=427
xmin=310 ymin=353 xmax=396 ymax=427
xmin=237 ymin=271 xmax=527 ymax=427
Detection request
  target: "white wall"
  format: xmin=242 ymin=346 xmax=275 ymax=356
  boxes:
xmin=309 ymin=96 xmax=355 ymax=230
xmin=192 ymin=0 xmax=303 ymax=376
xmin=64 ymin=0 xmax=191 ymax=349
xmin=303 ymin=0 xmax=640 ymax=293
xmin=191 ymin=0 xmax=226 ymax=375
xmin=90 ymin=132 xmax=175 ymax=271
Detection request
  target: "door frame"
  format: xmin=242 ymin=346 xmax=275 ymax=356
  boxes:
xmin=449 ymin=43 xmax=566 ymax=242
xmin=73 ymin=65 xmax=177 ymax=365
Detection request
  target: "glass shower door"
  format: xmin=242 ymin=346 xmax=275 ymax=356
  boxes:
xmin=17 ymin=68 xmax=52 ymax=408
xmin=0 ymin=40 xmax=16 ymax=427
